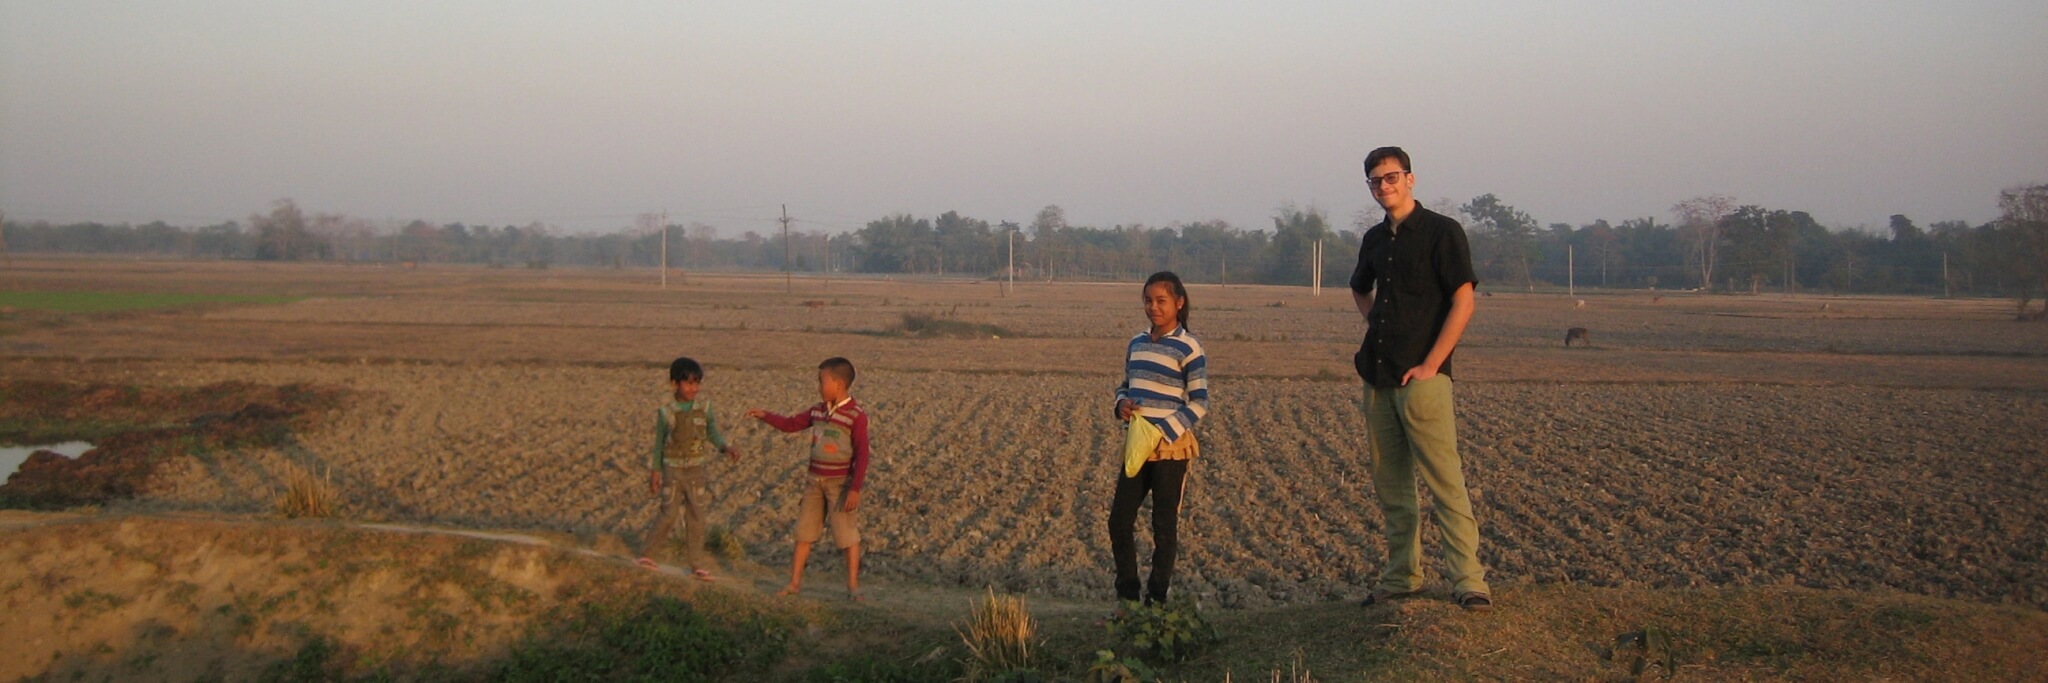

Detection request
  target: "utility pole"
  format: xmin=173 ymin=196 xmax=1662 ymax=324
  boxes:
xmin=1568 ymin=244 xmax=1575 ymax=298
xmin=1943 ymin=252 xmax=1950 ymax=298
xmin=1006 ymin=227 xmax=1015 ymax=297
xmin=1311 ymin=239 xmax=1323 ymax=296
xmin=659 ymin=209 xmax=668 ymax=290
xmin=780 ymin=204 xmax=793 ymax=293
xmin=1786 ymin=230 xmax=1796 ymax=295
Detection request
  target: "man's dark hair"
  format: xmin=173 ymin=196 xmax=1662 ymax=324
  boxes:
xmin=1144 ymin=271 xmax=1191 ymax=329
xmin=1364 ymin=146 xmax=1412 ymax=174
xmin=669 ymin=357 xmax=704 ymax=382
xmin=819 ymin=357 xmax=856 ymax=387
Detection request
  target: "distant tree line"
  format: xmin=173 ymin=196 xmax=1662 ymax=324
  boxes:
xmin=5 ymin=185 xmax=2044 ymax=317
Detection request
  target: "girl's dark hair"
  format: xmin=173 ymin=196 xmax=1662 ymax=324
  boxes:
xmin=1143 ymin=271 xmax=1190 ymax=330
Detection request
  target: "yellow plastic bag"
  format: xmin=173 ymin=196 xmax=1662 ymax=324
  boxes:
xmin=1122 ymin=416 xmax=1163 ymax=478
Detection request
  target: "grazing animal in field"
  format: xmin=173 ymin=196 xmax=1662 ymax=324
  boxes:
xmin=1575 ymin=299 xmax=1587 ymax=309
xmin=1564 ymin=327 xmax=1590 ymax=347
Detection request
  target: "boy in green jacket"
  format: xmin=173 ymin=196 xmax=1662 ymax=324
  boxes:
xmin=638 ymin=357 xmax=741 ymax=580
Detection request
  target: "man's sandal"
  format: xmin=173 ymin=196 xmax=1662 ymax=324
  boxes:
xmin=635 ymin=557 xmax=659 ymax=571
xmin=692 ymin=568 xmax=715 ymax=582
xmin=1457 ymin=592 xmax=1494 ymax=612
xmin=1359 ymin=588 xmax=1421 ymax=608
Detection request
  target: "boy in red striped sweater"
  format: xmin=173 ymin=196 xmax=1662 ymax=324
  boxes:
xmin=747 ymin=357 xmax=871 ymax=601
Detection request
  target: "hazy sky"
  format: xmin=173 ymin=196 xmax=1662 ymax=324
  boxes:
xmin=3 ymin=1 xmax=2044 ymax=237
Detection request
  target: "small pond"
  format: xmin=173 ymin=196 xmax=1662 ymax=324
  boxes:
xmin=1 ymin=442 xmax=94 ymax=481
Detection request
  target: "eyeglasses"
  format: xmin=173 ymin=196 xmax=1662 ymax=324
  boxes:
xmin=1366 ymin=171 xmax=1409 ymax=187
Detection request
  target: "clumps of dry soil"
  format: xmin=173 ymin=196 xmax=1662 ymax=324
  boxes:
xmin=0 ymin=380 xmax=343 ymax=508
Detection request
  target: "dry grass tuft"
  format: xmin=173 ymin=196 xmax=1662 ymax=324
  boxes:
xmin=275 ymin=463 xmax=337 ymax=519
xmin=957 ymin=588 xmax=1037 ymax=680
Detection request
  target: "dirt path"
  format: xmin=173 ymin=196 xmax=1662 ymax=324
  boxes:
xmin=0 ymin=507 xmax=1102 ymax=622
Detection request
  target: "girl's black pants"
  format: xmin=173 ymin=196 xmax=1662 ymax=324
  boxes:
xmin=1108 ymin=459 xmax=1189 ymax=604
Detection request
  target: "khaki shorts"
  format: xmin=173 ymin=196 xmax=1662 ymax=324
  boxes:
xmin=796 ymin=476 xmax=861 ymax=549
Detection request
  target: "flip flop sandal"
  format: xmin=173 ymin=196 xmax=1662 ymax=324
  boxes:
xmin=692 ymin=569 xmax=715 ymax=582
xmin=635 ymin=557 xmax=659 ymax=571
xmin=1457 ymin=592 xmax=1494 ymax=612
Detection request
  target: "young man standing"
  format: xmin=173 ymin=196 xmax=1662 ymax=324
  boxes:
xmin=1349 ymin=146 xmax=1493 ymax=612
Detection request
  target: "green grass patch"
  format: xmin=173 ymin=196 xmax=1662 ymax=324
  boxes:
xmin=800 ymin=652 xmax=960 ymax=683
xmin=0 ymin=290 xmax=300 ymax=313
xmin=493 ymin=594 xmax=792 ymax=681
xmin=254 ymin=594 xmax=803 ymax=682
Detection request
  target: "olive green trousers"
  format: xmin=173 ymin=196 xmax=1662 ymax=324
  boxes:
xmin=1364 ymin=375 xmax=1490 ymax=597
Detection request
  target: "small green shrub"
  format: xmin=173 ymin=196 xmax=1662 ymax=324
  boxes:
xmin=1104 ymin=598 xmax=1220 ymax=663
xmin=1085 ymin=649 xmax=1157 ymax=683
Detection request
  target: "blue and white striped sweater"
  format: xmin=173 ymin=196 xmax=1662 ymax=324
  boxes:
xmin=1115 ymin=326 xmax=1209 ymax=443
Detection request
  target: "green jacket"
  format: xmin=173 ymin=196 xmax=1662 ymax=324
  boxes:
xmin=652 ymin=398 xmax=728 ymax=470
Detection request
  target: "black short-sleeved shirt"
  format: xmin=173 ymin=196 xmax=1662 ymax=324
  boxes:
xmin=1349 ymin=204 xmax=1479 ymax=388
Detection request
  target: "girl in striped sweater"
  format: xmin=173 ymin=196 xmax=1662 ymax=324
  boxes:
xmin=1109 ymin=271 xmax=1210 ymax=605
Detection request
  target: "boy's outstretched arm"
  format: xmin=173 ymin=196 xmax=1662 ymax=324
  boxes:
xmin=748 ymin=408 xmax=813 ymax=434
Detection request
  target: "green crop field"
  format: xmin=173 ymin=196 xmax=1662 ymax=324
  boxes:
xmin=0 ymin=291 xmax=300 ymax=313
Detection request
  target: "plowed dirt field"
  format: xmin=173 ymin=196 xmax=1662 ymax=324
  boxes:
xmin=4 ymin=259 xmax=2045 ymax=610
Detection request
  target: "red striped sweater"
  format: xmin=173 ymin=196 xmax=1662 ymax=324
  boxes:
xmin=755 ymin=397 xmax=872 ymax=491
